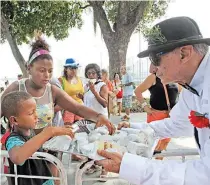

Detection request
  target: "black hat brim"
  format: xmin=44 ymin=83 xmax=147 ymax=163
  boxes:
xmin=137 ymin=38 xmax=210 ymax=58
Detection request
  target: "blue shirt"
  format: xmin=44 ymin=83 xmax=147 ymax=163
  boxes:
xmin=6 ymin=136 xmax=54 ymax=185
xmin=122 ymin=73 xmax=134 ymax=96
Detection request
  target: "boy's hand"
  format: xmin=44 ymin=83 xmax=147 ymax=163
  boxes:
xmin=43 ymin=126 xmax=74 ymax=139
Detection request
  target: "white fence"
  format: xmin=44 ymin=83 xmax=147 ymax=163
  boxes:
xmin=0 ymin=150 xmax=67 ymax=185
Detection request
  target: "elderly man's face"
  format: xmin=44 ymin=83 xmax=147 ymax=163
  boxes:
xmin=150 ymin=48 xmax=182 ymax=84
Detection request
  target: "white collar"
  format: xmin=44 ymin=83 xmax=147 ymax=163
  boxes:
xmin=189 ymin=52 xmax=210 ymax=96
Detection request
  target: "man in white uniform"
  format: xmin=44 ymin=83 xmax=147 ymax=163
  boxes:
xmin=96 ymin=17 xmax=210 ymax=185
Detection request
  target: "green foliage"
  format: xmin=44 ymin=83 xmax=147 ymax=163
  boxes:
xmin=143 ymin=25 xmax=167 ymax=44
xmin=141 ymin=0 xmax=169 ymax=24
xmin=138 ymin=0 xmax=169 ymax=34
xmin=1 ymin=0 xmax=169 ymax=44
xmin=97 ymin=1 xmax=169 ymax=34
xmin=1 ymin=0 xmax=83 ymax=44
xmin=104 ymin=1 xmax=147 ymax=24
xmin=103 ymin=1 xmax=119 ymax=23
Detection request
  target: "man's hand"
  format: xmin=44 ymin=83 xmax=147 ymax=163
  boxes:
xmin=95 ymin=150 xmax=123 ymax=173
xmin=117 ymin=121 xmax=130 ymax=130
xmin=43 ymin=126 xmax=74 ymax=139
xmin=95 ymin=115 xmax=116 ymax=135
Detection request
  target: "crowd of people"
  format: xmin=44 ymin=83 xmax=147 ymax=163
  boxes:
xmin=0 ymin=38 xmax=114 ymax=185
xmin=1 ymin=16 xmax=210 ymax=185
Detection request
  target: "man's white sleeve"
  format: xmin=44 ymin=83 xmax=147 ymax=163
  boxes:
xmin=131 ymin=90 xmax=194 ymax=138
xmin=119 ymin=139 xmax=210 ymax=185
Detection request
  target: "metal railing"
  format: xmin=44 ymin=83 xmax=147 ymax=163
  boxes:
xmin=0 ymin=150 xmax=68 ymax=185
xmin=153 ymin=148 xmax=199 ymax=162
xmin=1 ymin=148 xmax=198 ymax=185
xmin=74 ymin=148 xmax=199 ymax=185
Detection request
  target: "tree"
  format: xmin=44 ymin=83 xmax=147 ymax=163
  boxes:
xmin=1 ymin=1 xmax=83 ymax=77
xmin=88 ymin=1 xmax=169 ymax=77
xmin=1 ymin=1 xmax=169 ymax=78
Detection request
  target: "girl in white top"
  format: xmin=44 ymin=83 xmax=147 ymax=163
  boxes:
xmin=83 ymin=64 xmax=109 ymax=118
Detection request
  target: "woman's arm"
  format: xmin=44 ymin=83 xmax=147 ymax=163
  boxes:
xmin=134 ymin=74 xmax=156 ymax=114
xmin=89 ymin=82 xmax=108 ymax=108
xmin=53 ymin=85 xmax=105 ymax=117
xmin=134 ymin=74 xmax=156 ymax=104
xmin=97 ymin=85 xmax=109 ymax=108
xmin=52 ymin=85 xmax=115 ymax=134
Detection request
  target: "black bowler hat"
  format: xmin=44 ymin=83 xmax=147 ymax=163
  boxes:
xmin=137 ymin=16 xmax=210 ymax=58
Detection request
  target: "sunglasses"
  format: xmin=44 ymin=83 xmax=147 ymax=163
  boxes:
xmin=149 ymin=48 xmax=175 ymax=66
xmin=68 ymin=66 xmax=78 ymax=70
xmin=86 ymin=71 xmax=96 ymax=76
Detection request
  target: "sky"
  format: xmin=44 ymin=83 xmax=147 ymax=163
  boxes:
xmin=1 ymin=0 xmax=210 ymax=79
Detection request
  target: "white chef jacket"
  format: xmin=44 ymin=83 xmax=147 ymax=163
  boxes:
xmin=119 ymin=53 xmax=210 ymax=185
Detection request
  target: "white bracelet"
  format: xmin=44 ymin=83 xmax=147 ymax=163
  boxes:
xmin=141 ymin=102 xmax=148 ymax=108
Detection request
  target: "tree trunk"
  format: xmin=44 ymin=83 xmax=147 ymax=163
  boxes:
xmin=5 ymin=34 xmax=28 ymax=77
xmin=1 ymin=13 xmax=28 ymax=77
xmin=107 ymin=32 xmax=130 ymax=80
xmin=88 ymin=1 xmax=147 ymax=80
xmin=107 ymin=42 xmax=128 ymax=80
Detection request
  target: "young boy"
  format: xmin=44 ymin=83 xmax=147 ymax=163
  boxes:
xmin=1 ymin=91 xmax=74 ymax=185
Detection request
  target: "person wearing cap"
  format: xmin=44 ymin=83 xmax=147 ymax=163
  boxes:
xmin=58 ymin=58 xmax=84 ymax=125
xmin=96 ymin=16 xmax=210 ymax=185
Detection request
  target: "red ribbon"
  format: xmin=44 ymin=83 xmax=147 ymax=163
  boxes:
xmin=188 ymin=111 xmax=209 ymax=128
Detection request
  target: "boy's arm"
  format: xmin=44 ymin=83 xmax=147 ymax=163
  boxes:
xmin=7 ymin=127 xmax=74 ymax=165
